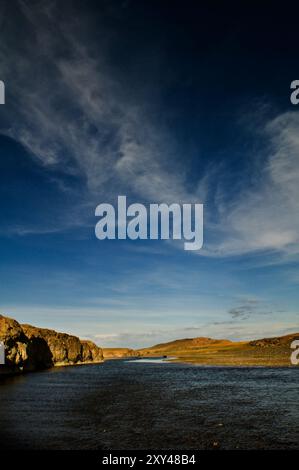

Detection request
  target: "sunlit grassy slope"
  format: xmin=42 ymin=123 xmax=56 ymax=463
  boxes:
xmin=137 ymin=334 xmax=299 ymax=366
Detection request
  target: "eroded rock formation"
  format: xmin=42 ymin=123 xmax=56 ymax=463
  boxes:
xmin=0 ymin=314 xmax=103 ymax=375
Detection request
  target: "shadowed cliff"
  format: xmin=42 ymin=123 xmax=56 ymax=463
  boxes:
xmin=0 ymin=315 xmax=103 ymax=375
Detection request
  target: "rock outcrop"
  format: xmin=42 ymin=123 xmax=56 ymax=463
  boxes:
xmin=0 ymin=315 xmax=30 ymax=374
xmin=22 ymin=324 xmax=83 ymax=365
xmin=81 ymin=340 xmax=104 ymax=363
xmin=0 ymin=315 xmax=103 ymax=375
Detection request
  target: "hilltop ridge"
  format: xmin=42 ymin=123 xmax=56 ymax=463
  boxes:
xmin=137 ymin=332 xmax=299 ymax=366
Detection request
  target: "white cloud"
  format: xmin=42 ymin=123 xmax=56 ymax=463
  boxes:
xmin=203 ymin=112 xmax=299 ymax=257
xmin=0 ymin=0 xmax=193 ymax=209
xmin=1 ymin=2 xmax=299 ymax=263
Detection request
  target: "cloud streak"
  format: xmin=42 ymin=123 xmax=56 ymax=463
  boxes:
xmin=0 ymin=0 xmax=193 ymax=208
xmin=201 ymin=112 xmax=299 ymax=258
xmin=1 ymin=1 xmax=299 ymax=264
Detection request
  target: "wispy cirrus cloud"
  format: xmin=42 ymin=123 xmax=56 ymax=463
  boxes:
xmin=1 ymin=1 xmax=299 ymax=264
xmin=0 ymin=0 xmax=193 ymax=209
xmin=202 ymin=112 xmax=299 ymax=258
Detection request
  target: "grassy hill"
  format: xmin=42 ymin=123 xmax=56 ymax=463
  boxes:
xmin=137 ymin=333 xmax=299 ymax=366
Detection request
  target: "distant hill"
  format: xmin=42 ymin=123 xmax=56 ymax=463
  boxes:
xmin=137 ymin=332 xmax=299 ymax=366
xmin=140 ymin=336 xmax=233 ymax=352
xmin=103 ymin=348 xmax=139 ymax=359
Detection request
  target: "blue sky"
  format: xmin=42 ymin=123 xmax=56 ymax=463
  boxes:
xmin=0 ymin=1 xmax=298 ymax=347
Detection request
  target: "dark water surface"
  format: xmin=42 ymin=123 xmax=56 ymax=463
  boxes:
xmin=0 ymin=360 xmax=298 ymax=450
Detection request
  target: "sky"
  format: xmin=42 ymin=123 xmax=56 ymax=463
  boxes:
xmin=0 ymin=0 xmax=298 ymax=348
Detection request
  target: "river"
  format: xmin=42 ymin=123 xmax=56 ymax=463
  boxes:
xmin=0 ymin=359 xmax=298 ymax=449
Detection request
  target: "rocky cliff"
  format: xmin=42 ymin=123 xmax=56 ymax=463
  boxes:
xmin=0 ymin=315 xmax=103 ymax=375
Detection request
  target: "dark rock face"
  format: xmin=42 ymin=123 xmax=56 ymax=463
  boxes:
xmin=22 ymin=325 xmax=83 ymax=364
xmin=0 ymin=315 xmax=103 ymax=375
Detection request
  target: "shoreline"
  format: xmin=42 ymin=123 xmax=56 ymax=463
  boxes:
xmin=1 ymin=356 xmax=297 ymax=379
xmin=1 ymin=314 xmax=298 ymax=376
xmin=167 ymin=357 xmax=296 ymax=368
